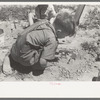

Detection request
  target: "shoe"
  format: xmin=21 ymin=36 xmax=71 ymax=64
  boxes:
xmin=2 ymin=56 xmax=14 ymax=75
xmin=32 ymin=69 xmax=44 ymax=76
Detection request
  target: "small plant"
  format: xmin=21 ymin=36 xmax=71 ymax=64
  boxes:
xmin=82 ymin=7 xmax=100 ymax=29
xmin=0 ymin=5 xmax=35 ymax=21
xmin=81 ymin=42 xmax=98 ymax=53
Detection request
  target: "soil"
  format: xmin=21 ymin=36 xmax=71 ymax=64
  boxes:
xmin=0 ymin=21 xmax=100 ymax=81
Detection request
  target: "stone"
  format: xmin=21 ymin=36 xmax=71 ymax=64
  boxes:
xmin=0 ymin=59 xmax=3 ymax=73
xmin=2 ymin=56 xmax=14 ymax=75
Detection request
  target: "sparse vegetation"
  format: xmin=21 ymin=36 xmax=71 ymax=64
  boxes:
xmin=81 ymin=42 xmax=97 ymax=53
xmin=0 ymin=5 xmax=35 ymax=21
xmin=0 ymin=5 xmax=100 ymax=81
xmin=79 ymin=6 xmax=100 ymax=29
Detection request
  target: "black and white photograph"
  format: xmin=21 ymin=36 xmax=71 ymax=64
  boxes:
xmin=0 ymin=2 xmax=100 ymax=82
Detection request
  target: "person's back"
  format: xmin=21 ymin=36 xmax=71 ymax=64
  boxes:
xmin=3 ymin=11 xmax=76 ymax=75
xmin=11 ymin=19 xmax=57 ymax=67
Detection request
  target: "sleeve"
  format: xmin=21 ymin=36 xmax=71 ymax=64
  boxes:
xmin=48 ymin=5 xmax=56 ymax=17
xmin=47 ymin=5 xmax=56 ymax=21
xmin=28 ymin=13 xmax=34 ymax=25
xmin=41 ymin=37 xmax=58 ymax=60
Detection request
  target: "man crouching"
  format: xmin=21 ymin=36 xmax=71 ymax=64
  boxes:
xmin=2 ymin=11 xmax=76 ymax=76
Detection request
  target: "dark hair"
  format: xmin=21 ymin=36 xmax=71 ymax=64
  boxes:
xmin=54 ymin=12 xmax=76 ymax=36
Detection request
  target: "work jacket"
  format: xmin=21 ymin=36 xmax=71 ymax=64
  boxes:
xmin=11 ymin=20 xmax=58 ymax=66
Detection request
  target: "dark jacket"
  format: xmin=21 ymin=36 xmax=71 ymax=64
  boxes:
xmin=10 ymin=20 xmax=58 ymax=66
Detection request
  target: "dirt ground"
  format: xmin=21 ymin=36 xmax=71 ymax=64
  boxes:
xmin=0 ymin=21 xmax=100 ymax=81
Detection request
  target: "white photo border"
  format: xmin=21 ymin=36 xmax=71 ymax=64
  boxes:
xmin=0 ymin=2 xmax=100 ymax=98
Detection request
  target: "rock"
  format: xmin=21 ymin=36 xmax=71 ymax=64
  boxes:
xmin=2 ymin=56 xmax=14 ymax=75
xmin=92 ymin=77 xmax=97 ymax=81
xmin=94 ymin=62 xmax=100 ymax=69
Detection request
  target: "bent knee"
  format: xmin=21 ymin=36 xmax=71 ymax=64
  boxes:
xmin=39 ymin=58 xmax=47 ymax=68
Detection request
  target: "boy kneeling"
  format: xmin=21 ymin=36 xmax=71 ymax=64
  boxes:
xmin=3 ymin=11 xmax=76 ymax=75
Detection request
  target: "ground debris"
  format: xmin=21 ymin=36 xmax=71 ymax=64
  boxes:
xmin=0 ymin=15 xmax=100 ymax=81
